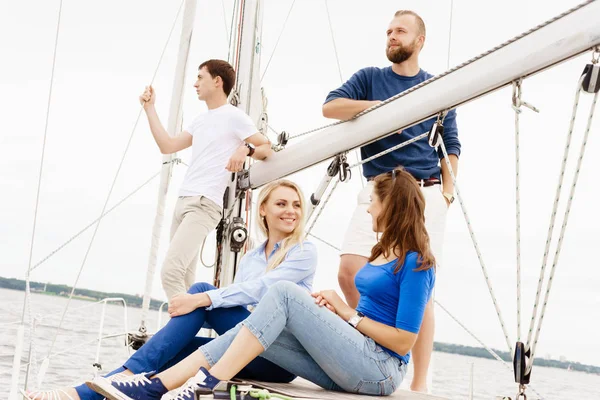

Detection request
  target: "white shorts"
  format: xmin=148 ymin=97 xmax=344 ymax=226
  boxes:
xmin=340 ymin=181 xmax=448 ymax=263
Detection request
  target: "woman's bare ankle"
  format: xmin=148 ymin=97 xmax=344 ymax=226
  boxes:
xmin=410 ymin=382 xmax=428 ymax=393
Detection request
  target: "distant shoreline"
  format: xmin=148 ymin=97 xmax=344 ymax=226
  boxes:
xmin=0 ymin=276 xmax=166 ymax=311
xmin=2 ymin=276 xmax=599 ymax=375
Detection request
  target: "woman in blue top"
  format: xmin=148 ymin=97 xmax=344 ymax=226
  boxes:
xmin=23 ymin=179 xmax=318 ymax=400
xmin=91 ymin=167 xmax=436 ymax=399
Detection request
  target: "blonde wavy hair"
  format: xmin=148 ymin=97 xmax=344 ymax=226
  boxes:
xmin=256 ymin=180 xmax=307 ymax=271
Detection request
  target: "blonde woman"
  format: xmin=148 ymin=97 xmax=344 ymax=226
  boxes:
xmin=23 ymin=180 xmax=317 ymax=400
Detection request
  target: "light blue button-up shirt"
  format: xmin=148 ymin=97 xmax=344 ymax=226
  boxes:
xmin=205 ymin=240 xmax=318 ymax=309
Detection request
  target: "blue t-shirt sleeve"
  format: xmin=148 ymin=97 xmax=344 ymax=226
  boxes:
xmin=395 ymin=257 xmax=435 ymax=334
xmin=438 ymin=109 xmax=461 ymax=158
xmin=324 ymin=68 xmax=372 ymax=104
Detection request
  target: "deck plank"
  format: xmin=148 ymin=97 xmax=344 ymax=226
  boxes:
xmin=243 ymin=378 xmax=450 ymax=400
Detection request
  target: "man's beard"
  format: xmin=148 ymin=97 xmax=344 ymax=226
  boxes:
xmin=386 ymin=41 xmax=416 ymax=64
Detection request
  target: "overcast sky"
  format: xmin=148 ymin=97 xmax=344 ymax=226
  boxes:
xmin=1 ymin=0 xmax=599 ymax=367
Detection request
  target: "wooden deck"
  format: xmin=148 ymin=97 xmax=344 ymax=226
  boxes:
xmin=243 ymin=378 xmax=450 ymax=400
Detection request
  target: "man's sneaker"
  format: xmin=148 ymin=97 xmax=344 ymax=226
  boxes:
xmin=163 ymin=367 xmax=222 ymax=400
xmin=86 ymin=371 xmax=168 ymax=400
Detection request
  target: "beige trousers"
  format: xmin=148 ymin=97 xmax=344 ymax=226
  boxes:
xmin=161 ymin=195 xmax=222 ymax=300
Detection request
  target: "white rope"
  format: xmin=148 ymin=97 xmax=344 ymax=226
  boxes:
xmin=199 ymin=237 xmax=215 ymax=268
xmin=1 ymin=297 xmax=128 ymax=329
xmin=226 ymin=0 xmax=238 ymax=63
xmin=512 ymin=79 xmax=523 ymax=343
xmin=349 ymin=132 xmax=428 ymax=169
xmin=20 ymin=332 xmax=130 ymax=371
xmin=525 ymin=75 xmax=586 ymax=353
xmin=353 ymin=149 xmax=365 ymax=189
xmin=438 ymin=139 xmax=514 ymax=356
xmin=324 ymin=0 xmax=343 ymax=83
xmin=260 ymin=0 xmax=296 ymax=82
xmin=322 ymin=0 xmax=365 ymax=188
xmin=436 ymin=300 xmax=512 ymax=367
xmin=435 ymin=300 xmax=544 ymax=399
xmin=266 ymin=123 xmax=280 ymax=137
xmin=13 ymin=2 xmax=64 ymax=397
xmin=44 ymin=0 xmax=186 ymax=359
xmin=306 ymin=177 xmax=339 ymax=238
xmin=21 ymin=0 xmax=63 ymax=323
xmin=527 ymin=78 xmax=598 ymax=374
xmin=24 ymin=316 xmax=40 ymax=391
xmin=31 ymin=171 xmax=161 ymax=272
xmin=221 ymin=0 xmax=230 ymax=46
xmin=446 ymin=0 xmax=454 ymax=69
xmin=308 ymin=232 xmax=340 ymax=252
xmin=232 ymin=0 xmax=245 ymax=76
xmin=511 ymin=78 xmax=539 ymax=345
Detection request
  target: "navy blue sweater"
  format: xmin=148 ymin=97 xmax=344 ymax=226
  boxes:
xmin=325 ymin=67 xmax=461 ymax=179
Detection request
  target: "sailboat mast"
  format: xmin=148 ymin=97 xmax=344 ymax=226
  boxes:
xmin=139 ymin=0 xmax=198 ymax=330
xmin=216 ymin=0 xmax=264 ymax=289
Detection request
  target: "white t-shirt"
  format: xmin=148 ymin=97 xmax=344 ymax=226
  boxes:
xmin=179 ymin=104 xmax=256 ymax=207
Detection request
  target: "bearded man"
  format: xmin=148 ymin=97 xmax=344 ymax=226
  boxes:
xmin=322 ymin=10 xmax=461 ymax=393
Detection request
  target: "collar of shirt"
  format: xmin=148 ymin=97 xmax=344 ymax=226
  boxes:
xmin=254 ymin=239 xmax=284 ymax=261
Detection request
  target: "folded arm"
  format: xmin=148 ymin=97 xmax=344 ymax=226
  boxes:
xmin=322 ymin=98 xmax=381 ymax=120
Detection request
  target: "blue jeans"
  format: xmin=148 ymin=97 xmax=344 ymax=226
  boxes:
xmin=75 ymin=282 xmax=295 ymax=400
xmin=200 ymin=281 xmax=407 ymax=396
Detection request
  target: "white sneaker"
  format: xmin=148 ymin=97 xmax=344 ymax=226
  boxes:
xmin=86 ymin=371 xmax=157 ymax=400
xmin=162 ymin=372 xmax=213 ymax=400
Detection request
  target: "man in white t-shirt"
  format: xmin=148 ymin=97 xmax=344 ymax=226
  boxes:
xmin=140 ymin=59 xmax=272 ymax=300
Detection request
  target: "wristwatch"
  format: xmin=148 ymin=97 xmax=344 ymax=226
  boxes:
xmin=245 ymin=143 xmax=255 ymax=157
xmin=348 ymin=311 xmax=365 ymax=328
xmin=443 ymin=192 xmax=455 ymax=204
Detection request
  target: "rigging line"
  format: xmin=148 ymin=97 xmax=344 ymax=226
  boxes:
xmin=527 ymin=84 xmax=598 ymax=374
xmin=305 ymin=177 xmax=340 ymax=238
xmin=349 ymin=132 xmax=428 ymax=169
xmin=438 ymin=139 xmax=514 ymax=356
xmin=44 ymin=0 xmax=186 ymax=359
xmin=19 ymin=332 xmax=131 ymax=370
xmin=22 ymin=0 xmax=64 ymax=323
xmin=260 ymin=0 xmax=296 ymax=82
xmin=324 ymin=0 xmax=343 ymax=83
xmin=307 ymin=232 xmax=340 ymax=252
xmin=227 ymin=0 xmax=238 ymax=63
xmin=16 ymin=2 xmax=64 ymax=394
xmin=221 ymin=0 xmax=230 ymax=47
xmin=233 ymin=0 xmax=246 ymax=77
xmin=525 ymin=75 xmax=586 ymax=350
xmin=148 ymin=0 xmax=187 ymax=85
xmin=31 ymin=171 xmax=161 ymax=272
xmin=435 ymin=300 xmax=512 ymax=367
xmin=513 ymin=80 xmax=524 ymax=343
xmin=323 ymin=0 xmax=365 ymax=189
xmin=1 ymin=298 xmax=125 ymax=328
xmin=434 ymin=300 xmax=544 ymax=399
xmin=267 ymin=123 xmax=280 ymax=137
xmin=446 ymin=0 xmax=454 ymax=70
